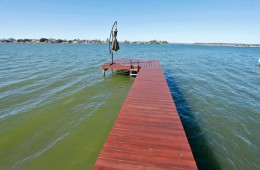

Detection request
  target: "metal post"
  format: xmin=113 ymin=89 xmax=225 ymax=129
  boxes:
xmin=138 ymin=60 xmax=140 ymax=72
xmin=112 ymin=52 xmax=113 ymax=64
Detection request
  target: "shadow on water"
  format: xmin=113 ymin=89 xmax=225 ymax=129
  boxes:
xmin=164 ymin=69 xmax=221 ymax=170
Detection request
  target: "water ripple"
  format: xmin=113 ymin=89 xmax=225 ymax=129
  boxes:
xmin=12 ymin=132 xmax=70 ymax=169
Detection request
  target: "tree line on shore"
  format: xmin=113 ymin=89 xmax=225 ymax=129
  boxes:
xmin=0 ymin=38 xmax=105 ymax=44
xmin=0 ymin=38 xmax=169 ymax=44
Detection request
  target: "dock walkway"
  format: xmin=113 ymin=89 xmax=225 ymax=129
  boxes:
xmin=94 ymin=59 xmax=197 ymax=169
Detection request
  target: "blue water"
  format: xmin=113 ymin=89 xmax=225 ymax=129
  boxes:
xmin=0 ymin=44 xmax=259 ymax=169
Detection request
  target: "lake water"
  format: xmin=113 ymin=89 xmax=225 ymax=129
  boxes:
xmin=0 ymin=44 xmax=259 ymax=170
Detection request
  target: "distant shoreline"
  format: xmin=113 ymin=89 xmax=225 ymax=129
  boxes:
xmin=0 ymin=38 xmax=168 ymax=45
xmin=193 ymin=43 xmax=260 ymax=48
xmin=1 ymin=38 xmax=259 ymax=47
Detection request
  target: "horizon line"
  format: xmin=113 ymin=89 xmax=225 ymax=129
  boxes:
xmin=1 ymin=38 xmax=260 ymax=45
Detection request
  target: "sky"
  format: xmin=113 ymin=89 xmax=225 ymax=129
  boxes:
xmin=0 ymin=0 xmax=260 ymax=43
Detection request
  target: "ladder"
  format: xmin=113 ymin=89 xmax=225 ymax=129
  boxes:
xmin=129 ymin=60 xmax=140 ymax=77
xmin=130 ymin=69 xmax=138 ymax=77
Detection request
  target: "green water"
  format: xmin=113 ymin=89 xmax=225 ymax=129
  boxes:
xmin=0 ymin=44 xmax=259 ymax=170
xmin=0 ymin=44 xmax=133 ymax=169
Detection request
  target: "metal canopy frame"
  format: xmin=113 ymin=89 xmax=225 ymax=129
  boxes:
xmin=109 ymin=21 xmax=118 ymax=65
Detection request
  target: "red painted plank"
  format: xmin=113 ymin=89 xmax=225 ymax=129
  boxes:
xmin=95 ymin=158 xmax=176 ymax=170
xmin=98 ymin=149 xmax=196 ymax=169
xmin=103 ymin=140 xmax=193 ymax=157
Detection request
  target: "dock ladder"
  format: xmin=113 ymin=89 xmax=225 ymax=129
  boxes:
xmin=130 ymin=59 xmax=139 ymax=77
xmin=130 ymin=69 xmax=138 ymax=77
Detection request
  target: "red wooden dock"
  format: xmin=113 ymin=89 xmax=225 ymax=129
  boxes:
xmin=95 ymin=59 xmax=197 ymax=169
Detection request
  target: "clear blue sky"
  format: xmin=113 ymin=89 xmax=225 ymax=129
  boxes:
xmin=0 ymin=0 xmax=260 ymax=43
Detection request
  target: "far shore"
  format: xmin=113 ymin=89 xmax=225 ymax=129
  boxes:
xmin=193 ymin=43 xmax=260 ymax=48
xmin=1 ymin=38 xmax=259 ymax=47
xmin=0 ymin=38 xmax=168 ymax=45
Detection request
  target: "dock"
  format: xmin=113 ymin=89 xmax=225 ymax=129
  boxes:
xmin=95 ymin=59 xmax=197 ymax=169
xmin=102 ymin=59 xmax=154 ymax=77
